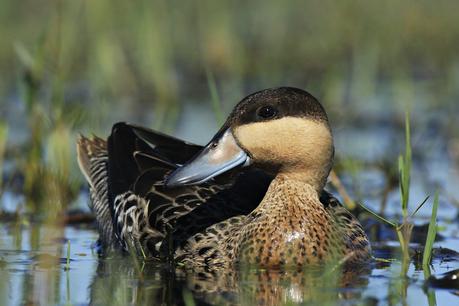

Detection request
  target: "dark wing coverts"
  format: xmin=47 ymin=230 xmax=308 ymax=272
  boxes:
xmin=78 ymin=123 xmax=270 ymax=256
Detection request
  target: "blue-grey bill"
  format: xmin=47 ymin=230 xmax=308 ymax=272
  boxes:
xmin=165 ymin=129 xmax=250 ymax=187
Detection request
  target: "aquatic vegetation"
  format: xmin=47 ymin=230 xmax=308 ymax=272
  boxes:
xmin=423 ymin=191 xmax=439 ymax=269
xmin=357 ymin=113 xmax=439 ymax=277
xmin=329 ymin=169 xmax=357 ymax=210
xmin=65 ymin=239 xmax=71 ymax=271
xmin=397 ymin=112 xmax=414 ymax=274
xmin=14 ymin=37 xmax=83 ymax=217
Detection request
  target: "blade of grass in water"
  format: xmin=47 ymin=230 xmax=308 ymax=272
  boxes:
xmin=65 ymin=240 xmax=72 ymax=305
xmin=65 ymin=240 xmax=71 ymax=271
xmin=398 ymin=111 xmax=413 ymax=274
xmin=329 ymin=170 xmax=356 ymax=210
xmin=423 ymin=263 xmax=437 ymax=306
xmin=182 ymin=289 xmax=196 ymax=306
xmin=352 ymin=113 xmax=421 ymax=275
xmin=358 ymin=202 xmax=397 ymax=228
xmin=423 ymin=191 xmax=439 ymax=268
xmin=410 ymin=195 xmax=430 ymax=218
xmin=400 ymin=111 xmax=412 ymax=219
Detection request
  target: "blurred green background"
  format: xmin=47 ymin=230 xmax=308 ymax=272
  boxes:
xmin=1 ymin=0 xmax=459 ymax=215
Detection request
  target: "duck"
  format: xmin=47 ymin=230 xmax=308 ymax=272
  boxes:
xmin=77 ymin=87 xmax=371 ymax=269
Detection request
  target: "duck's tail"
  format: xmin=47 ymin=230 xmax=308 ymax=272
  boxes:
xmin=77 ymin=135 xmax=115 ymax=247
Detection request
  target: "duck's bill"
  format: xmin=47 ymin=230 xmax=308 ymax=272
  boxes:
xmin=165 ymin=129 xmax=250 ymax=187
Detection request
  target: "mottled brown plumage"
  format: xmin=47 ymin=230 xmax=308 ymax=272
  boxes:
xmin=177 ymin=175 xmax=370 ymax=269
xmin=77 ymin=87 xmax=371 ymax=271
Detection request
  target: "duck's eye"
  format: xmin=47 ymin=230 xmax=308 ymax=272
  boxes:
xmin=256 ymin=105 xmax=277 ymax=119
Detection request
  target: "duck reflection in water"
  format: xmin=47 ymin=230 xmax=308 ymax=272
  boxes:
xmin=89 ymin=255 xmax=370 ymax=305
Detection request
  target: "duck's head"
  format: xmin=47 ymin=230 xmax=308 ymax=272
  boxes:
xmin=166 ymin=87 xmax=334 ymax=192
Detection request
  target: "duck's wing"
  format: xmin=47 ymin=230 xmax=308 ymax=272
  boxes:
xmin=78 ymin=122 xmax=271 ymax=255
xmin=77 ymin=135 xmax=114 ymax=245
xmin=77 ymin=122 xmax=200 ymax=250
xmin=106 ymin=122 xmax=203 ymax=197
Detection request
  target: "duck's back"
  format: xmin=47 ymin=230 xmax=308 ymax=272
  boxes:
xmin=77 ymin=122 xmax=271 ymax=256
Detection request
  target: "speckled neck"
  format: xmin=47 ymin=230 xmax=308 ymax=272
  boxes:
xmin=238 ymin=174 xmax=342 ymax=267
xmin=254 ymin=174 xmax=322 ymax=212
xmin=277 ymin=167 xmax=329 ymax=193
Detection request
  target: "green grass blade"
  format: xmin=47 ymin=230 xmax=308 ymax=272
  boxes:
xmin=398 ymin=156 xmax=406 ymax=215
xmin=423 ymin=264 xmax=437 ymax=306
xmin=405 ymin=112 xmax=412 ymax=170
xmin=410 ymin=195 xmax=430 ymax=218
xmin=422 ymin=191 xmax=439 ymax=268
xmin=397 ymin=112 xmax=412 ymax=221
xmin=358 ymin=202 xmax=397 ymax=228
xmin=402 ymin=112 xmax=412 ymax=216
xmin=182 ymin=289 xmax=196 ymax=306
